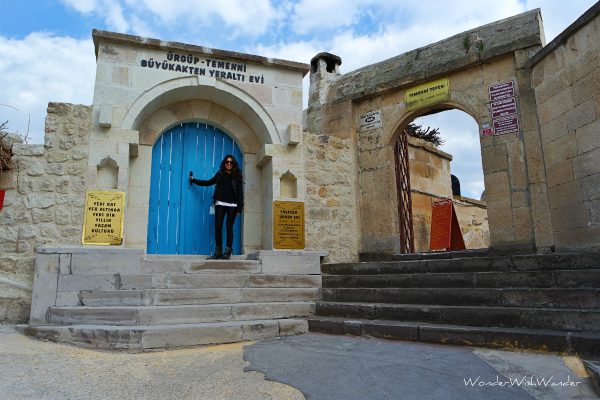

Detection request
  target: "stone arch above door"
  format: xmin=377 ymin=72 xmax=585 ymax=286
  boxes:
xmin=120 ymin=75 xmax=282 ymax=148
xmin=137 ymin=100 xmax=262 ymax=153
xmin=382 ymin=96 xmax=487 ymax=147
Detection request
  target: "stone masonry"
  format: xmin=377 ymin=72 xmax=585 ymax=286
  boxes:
xmin=529 ymin=4 xmax=600 ymax=251
xmin=303 ymin=132 xmax=359 ymax=262
xmin=0 ymin=103 xmax=91 ymax=323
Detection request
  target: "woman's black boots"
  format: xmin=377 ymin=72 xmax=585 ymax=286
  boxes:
xmin=223 ymin=247 xmax=233 ymax=259
xmin=209 ymin=247 xmax=222 ymax=259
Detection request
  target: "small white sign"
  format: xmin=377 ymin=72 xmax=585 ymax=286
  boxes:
xmin=359 ymin=110 xmax=382 ymax=131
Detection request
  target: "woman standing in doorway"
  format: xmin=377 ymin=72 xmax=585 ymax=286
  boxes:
xmin=190 ymin=155 xmax=244 ymax=259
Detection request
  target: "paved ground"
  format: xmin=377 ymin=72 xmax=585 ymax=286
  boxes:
xmin=0 ymin=325 xmax=597 ymax=400
xmin=245 ymin=334 xmax=598 ymax=400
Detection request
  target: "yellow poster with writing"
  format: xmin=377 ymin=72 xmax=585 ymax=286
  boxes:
xmin=82 ymin=190 xmax=125 ymax=245
xmin=273 ymin=201 xmax=305 ymax=249
xmin=405 ymin=78 xmax=450 ymax=111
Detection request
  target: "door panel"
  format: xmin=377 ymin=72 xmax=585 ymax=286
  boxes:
xmin=147 ymin=123 xmax=243 ymax=255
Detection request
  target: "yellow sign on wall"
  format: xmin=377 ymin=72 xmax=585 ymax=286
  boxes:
xmin=82 ymin=190 xmax=125 ymax=245
xmin=405 ymin=78 xmax=450 ymax=111
xmin=273 ymin=201 xmax=305 ymax=249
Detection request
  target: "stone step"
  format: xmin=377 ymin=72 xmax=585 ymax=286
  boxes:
xmin=358 ymin=249 xmax=490 ymax=262
xmin=140 ymin=257 xmax=262 ymax=274
xmin=307 ymin=317 xmax=600 ymax=358
xmin=582 ymin=360 xmax=600 ymax=395
xmin=321 ymin=288 xmax=600 ymax=309
xmin=315 ymin=301 xmax=600 ymax=332
xmin=48 ymin=302 xmax=315 ymax=326
xmin=321 ymin=269 xmax=600 ymax=289
xmin=120 ymin=273 xmax=322 ymax=290
xmin=325 ymin=253 xmax=600 ymax=275
xmin=80 ymin=288 xmax=321 ymax=306
xmin=18 ymin=318 xmax=309 ymax=351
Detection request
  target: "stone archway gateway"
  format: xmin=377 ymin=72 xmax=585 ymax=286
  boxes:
xmin=306 ymin=9 xmax=555 ymax=256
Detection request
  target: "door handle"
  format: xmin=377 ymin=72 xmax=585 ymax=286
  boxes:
xmin=189 ymin=171 xmax=193 ymax=185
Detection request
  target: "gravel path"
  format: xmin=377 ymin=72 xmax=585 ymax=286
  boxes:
xmin=0 ymin=325 xmax=304 ymax=400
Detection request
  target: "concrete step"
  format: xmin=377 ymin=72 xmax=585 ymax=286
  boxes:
xmin=18 ymin=318 xmax=309 ymax=351
xmin=321 ymin=288 xmax=600 ymax=309
xmin=120 ymin=273 xmax=322 ymax=290
xmin=321 ymin=269 xmax=600 ymax=289
xmin=358 ymin=249 xmax=490 ymax=262
xmin=315 ymin=301 xmax=600 ymax=332
xmin=140 ymin=257 xmax=262 ymax=274
xmin=307 ymin=316 xmax=600 ymax=358
xmin=80 ymin=288 xmax=321 ymax=306
xmin=583 ymin=360 xmax=600 ymax=396
xmin=328 ymin=253 xmax=600 ymax=275
xmin=48 ymin=302 xmax=315 ymax=326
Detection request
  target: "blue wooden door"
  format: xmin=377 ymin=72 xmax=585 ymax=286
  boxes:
xmin=147 ymin=123 xmax=243 ymax=255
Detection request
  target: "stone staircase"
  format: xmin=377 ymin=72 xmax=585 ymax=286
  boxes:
xmin=19 ymin=248 xmax=324 ymax=351
xmin=308 ymin=250 xmax=600 ymax=358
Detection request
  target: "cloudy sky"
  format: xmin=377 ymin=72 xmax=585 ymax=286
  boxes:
xmin=0 ymin=0 xmax=596 ymax=198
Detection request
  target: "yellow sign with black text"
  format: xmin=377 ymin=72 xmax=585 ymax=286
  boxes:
xmin=273 ymin=201 xmax=305 ymax=249
xmin=82 ymin=190 xmax=125 ymax=245
xmin=405 ymin=78 xmax=450 ymax=111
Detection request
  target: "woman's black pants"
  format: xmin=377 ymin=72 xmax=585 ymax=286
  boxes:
xmin=214 ymin=205 xmax=237 ymax=249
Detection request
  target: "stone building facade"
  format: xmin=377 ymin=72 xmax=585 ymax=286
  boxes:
xmin=1 ymin=4 xmax=600 ymax=324
xmin=528 ymin=7 xmax=600 ymax=251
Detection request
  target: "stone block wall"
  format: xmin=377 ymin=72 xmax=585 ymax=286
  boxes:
xmin=408 ymin=137 xmax=453 ymax=199
xmin=303 ymin=132 xmax=359 ymax=262
xmin=0 ymin=102 xmax=91 ymax=323
xmin=409 ymin=137 xmax=452 ymax=252
xmin=454 ymin=196 xmax=490 ymax=249
xmin=531 ymin=7 xmax=600 ymax=251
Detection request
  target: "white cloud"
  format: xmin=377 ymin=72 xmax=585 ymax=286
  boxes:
xmin=106 ymin=2 xmax=129 ymax=33
xmin=62 ymin=0 xmax=282 ymax=37
xmin=291 ymin=0 xmax=362 ymax=34
xmin=59 ymin=0 xmax=98 ymax=14
xmin=525 ymin=0 xmax=597 ymax=42
xmin=0 ymin=33 xmax=95 ymax=143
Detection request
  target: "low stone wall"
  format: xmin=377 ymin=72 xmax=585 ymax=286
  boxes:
xmin=303 ymin=132 xmax=359 ymax=262
xmin=454 ymin=196 xmax=490 ymax=249
xmin=530 ymin=5 xmax=600 ymax=251
xmin=0 ymin=103 xmax=91 ymax=323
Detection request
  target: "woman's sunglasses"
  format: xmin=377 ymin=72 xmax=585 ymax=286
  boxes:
xmin=225 ymin=160 xmax=233 ymax=164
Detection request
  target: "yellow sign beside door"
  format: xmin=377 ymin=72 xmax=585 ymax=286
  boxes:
xmin=82 ymin=190 xmax=125 ymax=245
xmin=405 ymin=78 xmax=450 ymax=111
xmin=273 ymin=201 xmax=305 ymax=249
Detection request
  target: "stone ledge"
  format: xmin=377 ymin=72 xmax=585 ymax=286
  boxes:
xmin=37 ymin=246 xmax=144 ymax=255
xmin=330 ymin=9 xmax=543 ymax=103
xmin=93 ymin=30 xmax=310 ymax=75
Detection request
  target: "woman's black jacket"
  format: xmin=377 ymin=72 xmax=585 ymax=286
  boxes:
xmin=191 ymin=171 xmax=244 ymax=212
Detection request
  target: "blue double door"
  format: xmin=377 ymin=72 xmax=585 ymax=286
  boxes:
xmin=147 ymin=123 xmax=243 ymax=255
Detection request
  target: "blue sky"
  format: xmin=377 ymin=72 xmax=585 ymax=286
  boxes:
xmin=1 ymin=0 xmax=597 ymax=198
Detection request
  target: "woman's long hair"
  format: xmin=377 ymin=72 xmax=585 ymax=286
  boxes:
xmin=219 ymin=154 xmax=243 ymax=181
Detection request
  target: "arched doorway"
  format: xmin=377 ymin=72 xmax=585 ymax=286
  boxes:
xmin=147 ymin=122 xmax=243 ymax=255
xmin=393 ymin=108 xmax=490 ymax=253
